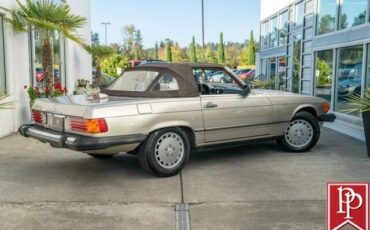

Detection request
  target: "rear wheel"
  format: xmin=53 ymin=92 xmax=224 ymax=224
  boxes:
xmin=87 ymin=153 xmax=114 ymax=159
xmin=277 ymin=111 xmax=320 ymax=152
xmin=138 ymin=128 xmax=190 ymax=177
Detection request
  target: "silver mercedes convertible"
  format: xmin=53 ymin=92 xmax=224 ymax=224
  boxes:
xmin=19 ymin=63 xmax=335 ymax=177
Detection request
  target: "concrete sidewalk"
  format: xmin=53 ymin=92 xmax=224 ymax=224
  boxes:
xmin=0 ymin=128 xmax=368 ymax=230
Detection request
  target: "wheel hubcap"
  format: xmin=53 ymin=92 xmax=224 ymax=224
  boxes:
xmin=155 ymin=132 xmax=184 ymax=169
xmin=285 ymin=119 xmax=313 ymax=148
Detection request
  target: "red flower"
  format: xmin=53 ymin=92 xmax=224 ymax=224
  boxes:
xmin=24 ymin=85 xmax=28 ymax=89
xmin=54 ymin=82 xmax=62 ymax=91
xmin=63 ymin=87 xmax=68 ymax=93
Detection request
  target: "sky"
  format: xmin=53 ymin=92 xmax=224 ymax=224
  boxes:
xmin=91 ymin=0 xmax=260 ymax=48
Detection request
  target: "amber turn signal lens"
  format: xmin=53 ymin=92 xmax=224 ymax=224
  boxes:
xmin=321 ymin=102 xmax=330 ymax=113
xmin=70 ymin=118 xmax=108 ymax=133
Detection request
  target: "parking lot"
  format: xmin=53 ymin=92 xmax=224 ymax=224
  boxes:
xmin=0 ymin=128 xmax=368 ymax=230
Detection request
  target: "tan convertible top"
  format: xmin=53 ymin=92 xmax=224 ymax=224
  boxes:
xmin=102 ymin=63 xmax=225 ymax=98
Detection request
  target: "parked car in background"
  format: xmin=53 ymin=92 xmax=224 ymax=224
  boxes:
xmin=19 ymin=63 xmax=335 ymax=177
xmin=238 ymin=69 xmax=255 ymax=81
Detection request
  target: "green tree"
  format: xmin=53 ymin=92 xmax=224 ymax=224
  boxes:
xmin=204 ymin=44 xmax=217 ymax=63
xmin=85 ymin=44 xmax=114 ymax=86
xmin=190 ymin=36 xmax=197 ymax=63
xmin=248 ymin=31 xmax=256 ymax=65
xmin=101 ymin=53 xmax=130 ymax=77
xmin=218 ymin=32 xmax=225 ymax=64
xmin=155 ymin=42 xmax=159 ymax=60
xmin=240 ymin=45 xmax=249 ymax=65
xmin=317 ymin=59 xmax=331 ymax=86
xmin=166 ymin=40 xmax=172 ymax=62
xmin=123 ymin=24 xmax=136 ymax=57
xmin=7 ymin=0 xmax=86 ymax=94
xmin=134 ymin=30 xmax=143 ymax=60
xmin=318 ymin=15 xmax=335 ymax=34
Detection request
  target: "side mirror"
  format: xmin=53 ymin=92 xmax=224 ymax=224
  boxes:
xmin=242 ymin=84 xmax=251 ymax=96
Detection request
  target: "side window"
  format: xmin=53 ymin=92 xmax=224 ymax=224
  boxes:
xmin=152 ymin=74 xmax=179 ymax=91
xmin=193 ymin=68 xmax=243 ymax=95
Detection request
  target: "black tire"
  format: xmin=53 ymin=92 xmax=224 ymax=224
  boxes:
xmin=87 ymin=153 xmax=114 ymax=159
xmin=277 ymin=111 xmax=320 ymax=152
xmin=138 ymin=127 xmax=191 ymax=177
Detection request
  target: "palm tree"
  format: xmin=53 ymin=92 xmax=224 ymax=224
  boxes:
xmin=85 ymin=44 xmax=114 ymax=87
xmin=6 ymin=0 xmax=87 ymax=95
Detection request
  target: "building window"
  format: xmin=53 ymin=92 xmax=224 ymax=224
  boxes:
xmin=315 ymin=50 xmax=333 ymax=104
xmin=270 ymin=16 xmax=278 ymax=48
xmin=292 ymin=34 xmax=302 ymax=93
xmin=339 ymin=0 xmax=367 ymax=30
xmin=262 ymin=21 xmax=269 ymax=50
xmin=278 ymin=57 xmax=287 ymax=91
xmin=316 ymin=0 xmax=337 ymax=35
xmin=336 ymin=45 xmax=363 ymax=113
xmin=279 ymin=11 xmax=289 ymax=46
xmin=295 ymin=1 xmax=304 ymax=26
xmin=33 ymin=29 xmax=63 ymax=89
xmin=0 ymin=16 xmax=5 ymax=93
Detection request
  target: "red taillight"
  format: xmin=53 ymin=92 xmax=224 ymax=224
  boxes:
xmin=70 ymin=117 xmax=108 ymax=133
xmin=32 ymin=110 xmax=46 ymax=124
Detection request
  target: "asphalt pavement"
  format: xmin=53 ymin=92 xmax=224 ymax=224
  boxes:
xmin=0 ymin=128 xmax=368 ymax=230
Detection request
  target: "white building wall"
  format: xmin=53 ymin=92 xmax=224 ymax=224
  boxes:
xmin=65 ymin=0 xmax=92 ymax=91
xmin=0 ymin=0 xmax=91 ymax=138
xmin=260 ymin=0 xmax=295 ymax=20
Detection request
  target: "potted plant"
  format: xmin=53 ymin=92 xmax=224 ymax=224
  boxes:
xmin=347 ymin=87 xmax=370 ymax=157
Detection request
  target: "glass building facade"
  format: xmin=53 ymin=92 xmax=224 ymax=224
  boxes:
xmin=259 ymin=0 xmax=370 ymax=140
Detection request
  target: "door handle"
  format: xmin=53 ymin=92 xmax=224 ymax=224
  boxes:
xmin=204 ymin=102 xmax=218 ymax=108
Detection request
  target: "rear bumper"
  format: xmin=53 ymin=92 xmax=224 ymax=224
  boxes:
xmin=19 ymin=124 xmax=147 ymax=152
xmin=318 ymin=113 xmax=336 ymax=122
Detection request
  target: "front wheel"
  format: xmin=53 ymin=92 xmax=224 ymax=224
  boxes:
xmin=138 ymin=128 xmax=190 ymax=177
xmin=277 ymin=111 xmax=320 ymax=152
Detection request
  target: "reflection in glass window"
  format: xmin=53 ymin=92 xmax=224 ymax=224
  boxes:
xmin=0 ymin=16 xmax=5 ymax=93
xmin=317 ymin=0 xmax=336 ymax=35
xmin=152 ymin=74 xmax=179 ymax=91
xmin=315 ymin=50 xmax=333 ymax=103
xmin=270 ymin=17 xmax=278 ymax=48
xmin=295 ymin=1 xmax=304 ymax=26
xmin=336 ymin=45 xmax=363 ymax=114
xmin=278 ymin=57 xmax=287 ymax=91
xmin=339 ymin=0 xmax=367 ymax=30
xmin=292 ymin=34 xmax=302 ymax=93
xmin=279 ymin=11 xmax=289 ymax=46
xmin=263 ymin=21 xmax=269 ymax=49
xmin=33 ymin=29 xmax=62 ymax=89
xmin=107 ymin=71 xmax=159 ymax=91
xmin=268 ymin=58 xmax=277 ymax=90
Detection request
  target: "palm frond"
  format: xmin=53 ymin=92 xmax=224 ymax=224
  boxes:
xmin=85 ymin=44 xmax=115 ymax=60
xmin=0 ymin=93 xmax=13 ymax=110
xmin=7 ymin=0 xmax=87 ymax=47
xmin=344 ymin=88 xmax=370 ymax=113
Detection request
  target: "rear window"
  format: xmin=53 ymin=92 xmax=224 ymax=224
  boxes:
xmin=106 ymin=71 xmax=159 ymax=92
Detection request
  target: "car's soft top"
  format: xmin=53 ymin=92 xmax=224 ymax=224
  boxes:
xmin=102 ymin=63 xmax=224 ymax=98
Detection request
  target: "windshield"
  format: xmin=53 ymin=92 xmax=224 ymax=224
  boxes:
xmin=106 ymin=71 xmax=159 ymax=91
